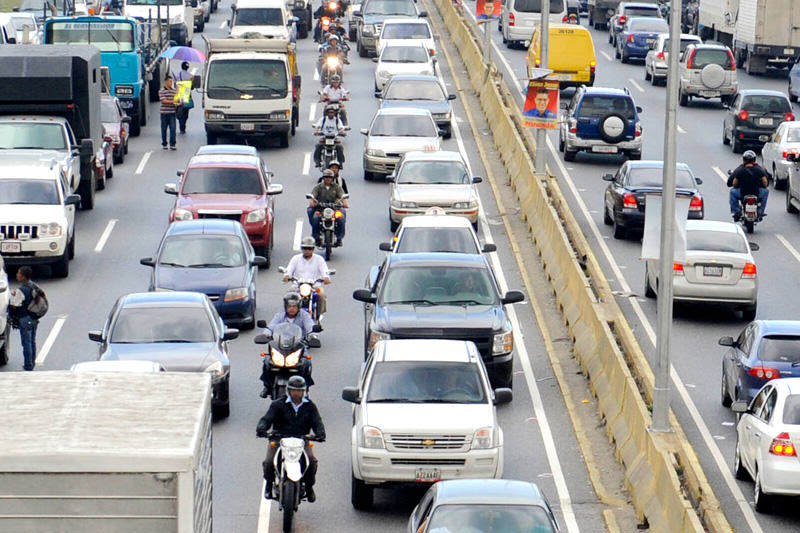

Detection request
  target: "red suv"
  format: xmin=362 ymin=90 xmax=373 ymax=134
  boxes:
xmin=165 ymin=153 xmax=283 ymax=266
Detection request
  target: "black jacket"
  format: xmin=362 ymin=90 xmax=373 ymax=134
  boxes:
xmin=256 ymin=396 xmax=326 ymax=440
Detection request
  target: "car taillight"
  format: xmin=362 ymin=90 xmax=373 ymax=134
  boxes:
xmin=334 ymin=210 xmax=343 ymax=218
xmin=627 ymin=34 xmax=634 ymax=43
xmin=589 ymin=59 xmax=596 ymax=71
xmin=686 ymin=49 xmax=696 ymax=69
xmin=749 ymin=366 xmax=779 ymax=380
xmin=673 ymin=263 xmax=684 ymax=275
xmin=656 ymin=52 xmax=665 ymax=60
xmin=622 ymin=192 xmax=637 ymax=209
xmin=742 ymin=262 xmax=757 ymax=279
xmin=618 ymin=15 xmax=626 ymax=24
xmin=770 ymin=433 xmax=797 ymax=457
xmin=727 ymin=49 xmax=736 ymax=71
xmin=689 ymin=195 xmax=703 ymax=211
xmin=738 ymin=110 xmax=749 ymax=121
xmin=786 ymin=112 xmax=795 ymax=122
xmin=562 ymin=15 xmax=568 ymax=22
xmin=508 ymin=12 xmax=515 ymax=26
xmin=569 ymin=118 xmax=577 ymax=133
xmin=635 ymin=122 xmax=642 ymax=137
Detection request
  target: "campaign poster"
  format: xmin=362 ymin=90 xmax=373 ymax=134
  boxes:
xmin=522 ymin=79 xmax=559 ymax=129
xmin=475 ymin=0 xmax=501 ymax=20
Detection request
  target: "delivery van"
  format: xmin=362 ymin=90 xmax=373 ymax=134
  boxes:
xmin=501 ymin=0 xmax=567 ymax=49
xmin=526 ymin=24 xmax=595 ymax=88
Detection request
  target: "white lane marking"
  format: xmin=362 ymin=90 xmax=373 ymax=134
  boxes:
xmin=313 ymin=69 xmax=319 ymax=81
xmin=776 ymin=234 xmax=800 ymax=263
xmin=628 ymin=78 xmax=645 ymax=93
xmin=302 ymin=152 xmax=311 ymax=176
xmin=309 ymin=102 xmax=317 ymax=121
xmin=257 ymin=479 xmax=272 ymax=533
xmin=36 ymin=314 xmax=67 ymax=364
xmin=449 ymin=75 xmax=580 ymax=533
xmin=94 ymin=219 xmax=118 ymax=253
xmin=712 ymin=165 xmax=728 ymax=183
xmin=219 ymin=20 xmax=226 ymax=29
xmin=292 ymin=218 xmax=303 ymax=251
xmin=600 ymin=50 xmax=613 ymax=62
xmin=677 ymin=125 xmax=686 ymax=134
xmin=135 ymin=151 xmax=152 ymax=175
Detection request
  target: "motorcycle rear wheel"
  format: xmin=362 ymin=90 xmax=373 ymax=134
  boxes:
xmin=324 ymin=230 xmax=333 ymax=260
xmin=281 ymin=481 xmax=296 ymax=533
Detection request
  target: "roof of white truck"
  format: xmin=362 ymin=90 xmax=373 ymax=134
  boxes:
xmin=0 ymin=372 xmax=211 ymax=473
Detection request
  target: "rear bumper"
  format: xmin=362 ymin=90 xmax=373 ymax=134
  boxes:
xmin=732 ymin=125 xmax=775 ymax=146
xmin=566 ymin=133 xmax=642 ymax=154
xmin=681 ymin=83 xmax=737 ymax=99
xmin=505 ymin=26 xmax=534 ymax=42
xmin=672 ymin=277 xmax=757 ymax=305
xmin=617 ymin=209 xmax=702 ymax=230
xmin=760 ymin=457 xmax=800 ymax=496
xmin=622 ymin=43 xmax=650 ymax=58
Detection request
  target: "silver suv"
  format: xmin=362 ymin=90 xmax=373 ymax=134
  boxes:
xmin=678 ymin=43 xmax=738 ymax=107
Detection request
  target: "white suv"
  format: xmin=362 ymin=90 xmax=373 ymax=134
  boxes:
xmin=0 ymin=158 xmax=80 ymax=278
xmin=0 ymin=255 xmax=9 ymax=366
xmin=342 ymin=339 xmax=512 ymax=509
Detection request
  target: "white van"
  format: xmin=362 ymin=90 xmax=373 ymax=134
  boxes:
xmin=123 ymin=0 xmax=194 ymax=46
xmin=501 ymin=0 xmax=567 ymax=49
xmin=229 ymin=0 xmax=292 ymax=40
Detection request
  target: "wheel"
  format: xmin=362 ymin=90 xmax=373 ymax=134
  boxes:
xmin=734 ymin=439 xmax=749 ymax=480
xmin=129 ymin=111 xmax=142 ymax=137
xmin=279 ymin=131 xmax=290 ymax=148
xmin=272 ymin=382 xmax=287 ymax=400
xmin=212 ymin=401 xmax=230 ymax=419
xmin=113 ymin=145 xmax=124 ymax=164
xmin=620 ymin=51 xmax=628 ymax=64
xmin=123 ymin=139 xmax=128 ymax=155
xmin=744 ymin=219 xmax=754 ymax=234
xmin=615 ymin=46 xmax=621 ymax=59
xmin=722 ymin=126 xmax=730 ymax=145
xmin=472 ymin=219 xmax=479 ymax=233
xmin=78 ymin=171 xmax=95 ymax=210
xmin=140 ymin=90 xmax=148 ymax=126
xmin=741 ymin=303 xmax=756 ymax=320
xmin=731 ymin=135 xmax=743 ymax=154
xmin=52 ymin=252 xmax=70 ymax=278
xmin=197 ymin=21 xmax=204 ymax=32
xmin=281 ymin=481 xmax=297 ymax=532
xmin=563 ymin=149 xmax=576 ymax=162
xmin=206 ymin=131 xmax=218 ymax=145
xmin=754 ymin=469 xmax=773 ymax=513
xmin=325 ymin=238 xmax=332 ymax=261
xmin=558 ymin=135 xmax=565 ymax=152
xmin=628 ymin=152 xmax=641 ymax=161
xmin=357 ymin=39 xmax=367 ymax=58
xmin=96 ymin=168 xmax=106 ymax=190
xmin=603 ymin=206 xmax=612 ymax=225
xmin=257 ymin=245 xmax=271 ymax=269
xmin=106 ymin=161 xmax=113 ymax=180
xmin=612 ymin=218 xmax=626 ymax=239
xmin=364 ymin=170 xmax=373 ymax=181
xmin=608 ymin=32 xmax=612 ymax=44
xmin=149 ymin=64 xmax=161 ymax=102
xmin=679 ymin=90 xmax=689 ymax=107
xmin=291 ymin=114 xmax=296 ymax=137
xmin=721 ymin=369 xmax=732 ymax=407
xmin=791 ymin=91 xmax=798 ymax=103
xmin=67 ymin=233 xmax=75 ymax=260
xmin=0 ymin=322 xmax=10 ymax=366
xmin=787 ymin=187 xmax=799 ymax=213
xmin=645 ymin=67 xmax=651 ymax=81
xmin=644 ymin=265 xmax=656 ymax=298
xmin=348 ymin=28 xmax=356 ymax=42
xmin=351 ymin=474 xmax=373 ymax=510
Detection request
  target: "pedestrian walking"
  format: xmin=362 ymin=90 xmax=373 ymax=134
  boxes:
xmin=8 ymin=267 xmax=45 ymax=371
xmin=174 ymin=61 xmax=194 ymax=135
xmin=159 ymin=75 xmax=177 ymax=150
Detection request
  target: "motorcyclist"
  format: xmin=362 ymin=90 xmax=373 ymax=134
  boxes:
xmin=313 ymin=105 xmax=346 ymax=168
xmin=319 ymin=75 xmax=349 ymax=126
xmin=317 ymin=160 xmax=349 ymax=193
xmin=313 ymin=0 xmax=347 ymax=41
xmin=259 ymin=293 xmax=316 ymax=398
xmin=283 ymin=237 xmax=331 ymax=315
xmin=309 ymin=170 xmax=348 ymax=246
xmin=728 ymin=150 xmax=769 ymax=221
xmin=319 ymin=33 xmax=349 ymax=64
xmin=257 ymin=376 xmax=325 ymax=502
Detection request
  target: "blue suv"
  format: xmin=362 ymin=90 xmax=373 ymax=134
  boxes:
xmin=558 ymin=86 xmax=643 ymax=162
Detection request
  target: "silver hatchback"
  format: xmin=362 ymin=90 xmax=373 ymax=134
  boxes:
xmin=678 ymin=43 xmax=738 ymax=106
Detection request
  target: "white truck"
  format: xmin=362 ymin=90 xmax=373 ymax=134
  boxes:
xmin=698 ymin=0 xmax=800 ymax=75
xmin=124 ymin=0 xmax=195 ymax=46
xmin=0 ymin=371 xmax=213 ymax=532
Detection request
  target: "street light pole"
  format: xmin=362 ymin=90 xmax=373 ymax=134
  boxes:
xmin=651 ymin=1 xmax=683 ymax=433
xmin=534 ymin=0 xmax=550 ymax=174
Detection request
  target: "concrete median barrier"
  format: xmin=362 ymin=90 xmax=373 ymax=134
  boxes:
xmin=428 ymin=0 xmax=731 ymax=531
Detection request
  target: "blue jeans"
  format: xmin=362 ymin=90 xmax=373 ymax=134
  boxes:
xmin=729 ymin=188 xmax=768 ymax=218
xmin=18 ymin=316 xmax=37 ymax=371
xmin=310 ymin=209 xmax=345 ymax=240
xmin=160 ymin=113 xmax=176 ymax=147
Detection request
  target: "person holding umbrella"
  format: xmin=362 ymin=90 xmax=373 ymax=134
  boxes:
xmin=174 ymin=61 xmax=194 ymax=134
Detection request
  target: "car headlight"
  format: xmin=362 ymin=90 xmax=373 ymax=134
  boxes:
xmin=366 ymin=148 xmax=385 ymax=157
xmin=245 ymin=208 xmax=266 ymax=223
xmin=173 ymin=208 xmax=194 ymax=221
xmin=452 ymin=200 xmax=478 ymax=209
xmin=492 ymin=329 xmax=514 ymax=355
xmin=270 ymin=110 xmax=290 ymax=120
xmin=362 ymin=426 xmax=385 ymax=449
xmin=204 ymin=360 xmax=224 ymax=377
xmin=471 ymin=427 xmax=495 ymax=449
xmin=224 ymin=287 xmax=249 ymax=302
xmin=38 ymin=222 xmax=63 ymax=237
xmin=368 ymin=330 xmax=389 ymax=351
xmin=392 ymin=200 xmax=417 ymax=208
xmin=364 ymin=24 xmax=376 ymax=35
xmin=205 ymin=110 xmax=225 ymax=121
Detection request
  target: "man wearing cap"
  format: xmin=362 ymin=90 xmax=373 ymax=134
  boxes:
xmin=283 ymin=237 xmax=331 ymax=316
xmin=317 ymin=160 xmax=348 ymax=193
xmin=309 ymin=171 xmax=348 ymax=246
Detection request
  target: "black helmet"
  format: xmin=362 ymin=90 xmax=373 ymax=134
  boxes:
xmin=743 ymin=150 xmax=757 ymax=164
xmin=287 ymin=375 xmax=307 ymax=391
xmin=181 ymin=61 xmax=190 ymax=70
xmin=283 ymin=292 xmax=301 ymax=311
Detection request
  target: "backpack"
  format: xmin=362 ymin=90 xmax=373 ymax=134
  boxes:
xmin=26 ymin=282 xmax=48 ymax=319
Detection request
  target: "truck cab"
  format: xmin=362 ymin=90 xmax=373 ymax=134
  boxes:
xmin=123 ymin=0 xmax=193 ymax=46
xmin=229 ymin=0 xmax=293 ymax=40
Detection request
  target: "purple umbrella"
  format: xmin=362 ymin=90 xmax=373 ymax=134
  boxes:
xmin=160 ymin=46 xmax=206 ymax=62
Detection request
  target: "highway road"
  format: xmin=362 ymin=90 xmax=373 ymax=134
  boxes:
xmin=0 ymin=2 xmax=618 ymax=532
xmin=456 ymin=2 xmax=800 ymax=531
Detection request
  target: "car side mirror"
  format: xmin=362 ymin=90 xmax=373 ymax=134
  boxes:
xmin=254 ymin=333 xmax=271 ymax=344
xmin=121 ymin=116 xmax=131 ymax=123
xmin=256 ymin=319 xmax=268 ymax=328
xmin=385 ymin=174 xmax=395 ymax=182
xmin=749 ymin=242 xmax=760 ymax=251
xmin=312 ymin=324 xmax=323 ymax=333
xmin=448 ymin=93 xmax=456 ymax=100
xmin=88 ymin=330 xmax=103 ymax=342
xmin=177 ymin=170 xmax=184 ymax=177
xmin=694 ymin=178 xmax=703 ymax=185
xmin=342 ymin=386 xmax=361 ymax=403
xmin=602 ymin=173 xmax=614 ymax=182
xmin=360 ymin=128 xmax=369 ymax=135
xmin=353 ymin=288 xmax=377 ymax=303
xmin=139 ymin=257 xmax=155 ymax=267
xmin=374 ymin=90 xmax=382 ymax=98
xmin=65 ymin=194 xmax=81 ymax=206
xmin=482 ymin=243 xmax=497 ymax=253
xmin=501 ymin=290 xmax=524 ymax=304
xmin=223 ymin=328 xmax=239 ymax=341
xmin=371 ymin=57 xmax=378 ymax=63
xmin=472 ymin=176 xmax=483 ymax=183
xmin=635 ymin=106 xmax=643 ymax=113
xmin=267 ymin=183 xmax=284 ymax=195
xmin=731 ymin=401 xmax=748 ymax=413
xmin=352 ymin=10 xmax=362 ymax=17
xmin=493 ymin=388 xmax=513 ymax=405
xmin=718 ymin=336 xmax=735 ymax=347
xmin=164 ymin=183 xmax=178 ymax=195
xmin=418 ymin=10 xmax=427 ymax=17
xmin=379 ymin=242 xmax=393 ymax=251
xmin=438 ymin=129 xmax=446 ymax=137
xmin=251 ymin=256 xmax=267 ymax=267
xmin=307 ymin=336 xmax=322 ymax=348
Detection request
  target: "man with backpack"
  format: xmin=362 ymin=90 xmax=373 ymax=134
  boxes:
xmin=9 ymin=267 xmax=47 ymax=371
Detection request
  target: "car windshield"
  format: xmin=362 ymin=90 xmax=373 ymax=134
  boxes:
xmin=363 ymin=0 xmax=416 ymax=16
xmin=578 ymin=96 xmax=635 ymax=119
xmin=9 ymin=16 xmax=36 ymax=31
xmin=787 ymin=128 xmax=800 ymax=142
xmin=627 ymin=167 xmax=695 ymax=188
xmin=382 ymin=22 xmax=430 ymax=39
xmin=206 ymin=59 xmax=287 ymax=99
xmin=20 ymin=0 xmax=67 ymax=12
xmin=381 ymin=45 xmax=429 ymax=63
xmin=101 ymin=100 xmax=119 ymax=123
xmin=395 ymin=227 xmax=479 ymax=253
xmin=397 ymin=161 xmax=469 ymax=184
xmin=782 ymin=395 xmax=800 ymax=425
xmin=111 ymin=307 xmax=214 ymax=343
xmin=628 ymin=19 xmax=668 ymax=32
xmin=428 ymin=504 xmax=555 ymax=532
xmin=367 ymin=361 xmax=486 ymax=403
xmin=742 ymin=95 xmax=791 ymax=114
xmin=371 ymin=115 xmax=436 ymax=137
xmin=757 ymin=336 xmax=800 ymax=364
xmin=0 ymin=123 xmax=67 ymax=150
xmin=686 ymin=230 xmax=747 ymax=253
xmin=233 ymin=8 xmax=283 ymax=26
xmin=385 ymin=80 xmax=444 ymax=101
xmin=381 ymin=265 xmax=496 ymax=305
xmin=513 ymin=0 xmax=564 ymax=13
xmin=159 ymin=235 xmax=246 ymax=268
xmin=45 ymin=21 xmax=135 ymax=52
xmin=690 ymin=49 xmax=732 ymax=69
xmin=0 ymin=179 xmax=59 ymax=205
xmin=126 ymin=0 xmax=183 ymax=5
xmin=663 ymin=38 xmax=701 ymax=53
xmin=182 ymin=166 xmax=263 ymax=194
xmin=624 ymin=7 xmax=659 ymax=17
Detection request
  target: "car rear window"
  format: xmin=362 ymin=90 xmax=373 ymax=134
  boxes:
xmin=686 ymin=230 xmax=747 ymax=254
xmin=395 ymin=227 xmax=479 ymax=254
xmin=626 ymin=167 xmax=695 ymax=188
xmin=578 ymin=96 xmax=636 ymax=119
xmin=382 ymin=22 xmax=430 ymax=39
xmin=380 ymin=45 xmax=429 ymax=63
xmin=428 ymin=504 xmax=555 ymax=532
xmin=741 ymin=95 xmax=791 ymax=114
xmin=182 ymin=167 xmax=263 ymax=194
xmin=662 ymin=38 xmax=702 ymax=53
xmin=787 ymin=128 xmax=800 ymax=142
xmin=624 ymin=6 xmax=659 ymax=17
xmin=689 ymin=48 xmax=732 ymax=69
xmin=782 ymin=395 xmax=800 ymax=425
xmin=757 ymin=336 xmax=800 ymax=364
xmin=628 ymin=19 xmax=668 ymax=32
xmin=513 ymin=0 xmax=564 ymax=13
xmin=367 ymin=361 xmax=486 ymax=403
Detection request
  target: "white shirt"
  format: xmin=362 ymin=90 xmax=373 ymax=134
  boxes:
xmin=321 ymin=85 xmax=349 ymax=102
xmin=286 ymin=253 xmax=330 ymax=281
xmin=314 ymin=115 xmax=344 ymax=136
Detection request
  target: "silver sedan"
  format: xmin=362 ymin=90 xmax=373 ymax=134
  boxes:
xmin=761 ymin=120 xmax=800 ymax=189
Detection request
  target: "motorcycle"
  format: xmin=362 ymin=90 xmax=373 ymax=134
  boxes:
xmin=315 ymin=130 xmax=342 ymax=169
xmin=264 ymin=432 xmax=322 ymax=533
xmin=728 ymin=169 xmax=763 ymax=233
xmin=306 ymin=194 xmax=348 ymax=260
xmin=278 ymin=268 xmax=336 ymax=322
xmin=318 ymin=49 xmax=346 ymax=85
xmin=316 ymin=15 xmax=332 ymax=43
xmin=254 ymin=321 xmax=321 ymax=400
xmin=318 ymin=88 xmax=349 ymax=125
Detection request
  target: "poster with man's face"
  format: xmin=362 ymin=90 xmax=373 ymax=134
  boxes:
xmin=522 ymin=80 xmax=559 ymax=129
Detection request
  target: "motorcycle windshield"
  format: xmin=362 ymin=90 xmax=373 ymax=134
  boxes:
xmin=272 ymin=322 xmax=304 ymax=350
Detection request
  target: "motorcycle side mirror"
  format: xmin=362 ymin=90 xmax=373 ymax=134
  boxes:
xmin=749 ymin=242 xmax=760 ymax=251
xmin=379 ymin=242 xmax=393 ymax=251
xmin=223 ymin=328 xmax=240 ymax=341
xmin=256 ymin=319 xmax=268 ymax=328
xmin=307 ymin=336 xmax=322 ymax=348
xmin=371 ymin=57 xmax=378 ymax=63
xmin=312 ymin=324 xmax=323 ymax=333
xmin=254 ymin=333 xmax=271 ymax=344
xmin=482 ymin=243 xmax=497 ymax=253
xmin=341 ymin=386 xmax=361 ymax=403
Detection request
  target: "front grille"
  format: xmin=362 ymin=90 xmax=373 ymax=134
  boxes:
xmin=0 ymin=224 xmax=38 ymax=240
xmin=225 ymin=114 xmax=273 ymax=121
xmin=391 ymin=458 xmax=466 ymax=466
xmin=391 ymin=330 xmax=493 ymax=359
xmin=197 ymin=213 xmax=242 ymax=222
xmin=388 ymin=434 xmax=467 ymax=450
xmin=384 ymin=152 xmax=403 ymax=158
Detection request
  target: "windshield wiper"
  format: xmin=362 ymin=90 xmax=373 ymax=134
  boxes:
xmin=417 ymin=398 xmax=480 ymax=403
xmin=368 ymin=398 xmax=426 ymax=403
xmin=187 ymin=263 xmax=231 ymax=268
xmin=385 ymin=298 xmax=438 ymax=306
xmin=158 ymin=261 xmax=187 ymax=267
xmin=446 ymin=299 xmax=488 ymax=306
xmin=102 ymin=27 xmax=122 ymax=53
xmin=158 ymin=339 xmax=195 ymax=343
xmin=210 ymin=85 xmax=244 ymax=94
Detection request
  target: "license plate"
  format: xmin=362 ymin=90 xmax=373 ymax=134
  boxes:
xmin=240 ymin=123 xmax=255 ymax=132
xmin=554 ymin=73 xmax=573 ymax=81
xmin=325 ymin=138 xmax=335 ymax=145
xmin=0 ymin=241 xmax=21 ymax=253
xmin=700 ymin=90 xmax=719 ymax=97
xmin=785 ymin=48 xmax=795 ymax=55
xmin=414 ymin=468 xmax=441 ymax=482
xmin=745 ymin=203 xmax=757 ymax=214
xmin=592 ymin=145 xmax=618 ymax=153
xmin=759 ymin=134 xmax=770 ymax=142
xmin=646 ymin=38 xmax=656 ymax=45
xmin=757 ymin=118 xmax=773 ymax=126
xmin=703 ymin=265 xmax=723 ymax=277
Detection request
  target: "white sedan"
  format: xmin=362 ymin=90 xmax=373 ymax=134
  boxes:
xmin=644 ymin=33 xmax=701 ymax=86
xmin=761 ymin=120 xmax=800 ymax=189
xmin=376 ymin=17 xmax=435 ymax=57
xmin=732 ymin=378 xmax=800 ymax=512
xmin=372 ymin=42 xmax=435 ymax=91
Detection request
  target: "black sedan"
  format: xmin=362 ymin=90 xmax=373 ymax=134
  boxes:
xmin=603 ymin=160 xmax=704 ymax=239
xmin=723 ymin=89 xmax=794 ymax=153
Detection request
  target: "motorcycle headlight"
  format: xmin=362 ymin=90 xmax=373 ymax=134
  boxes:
xmin=362 ymin=426 xmax=385 ymax=449
xmin=368 ymin=330 xmax=390 ymax=351
xmin=366 ymin=148 xmax=385 ymax=157
xmin=270 ymin=347 xmax=285 ymax=367
xmin=173 ymin=208 xmax=194 ymax=221
xmin=246 ymin=208 xmax=266 ymax=223
xmin=326 ymin=56 xmax=340 ymax=69
xmin=299 ymin=283 xmax=313 ymax=297
xmin=224 ymin=287 xmax=249 ymax=302
xmin=282 ymin=441 xmax=305 ymax=462
xmin=492 ymin=329 xmax=514 ymax=355
xmin=471 ymin=427 xmax=495 ymax=449
xmin=284 ymin=349 xmax=302 ymax=367
xmin=205 ymin=110 xmax=225 ymax=121
xmin=204 ymin=360 xmax=224 ymax=377
xmin=38 ymin=222 xmax=63 ymax=237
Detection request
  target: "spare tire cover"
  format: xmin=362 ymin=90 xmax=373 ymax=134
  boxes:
xmin=599 ymin=113 xmax=626 ymax=144
xmin=700 ymin=63 xmax=725 ymax=88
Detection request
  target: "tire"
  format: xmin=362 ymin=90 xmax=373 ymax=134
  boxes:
xmin=272 ymin=382 xmax=287 ymax=401
xmin=197 ymin=21 xmax=204 ymax=32
xmin=608 ymin=32 xmax=613 ymax=44
xmin=472 ymin=219 xmax=479 ymax=233
xmin=598 ymin=113 xmax=626 ymax=144
xmin=628 ymin=152 xmax=641 ymax=161
xmin=645 ymin=67 xmax=651 ymax=81
xmin=348 ymin=28 xmax=356 ymax=42
xmin=564 ymin=149 xmax=577 ymax=162
xmin=613 ymin=218 xmax=626 ymax=239
xmin=281 ymin=481 xmax=297 ymax=532
xmin=615 ymin=46 xmax=620 ymax=59
xmin=744 ymin=220 xmax=754 ymax=234
xmin=113 ymin=145 xmax=124 ymax=164
xmin=351 ymin=474 xmax=373 ymax=510
xmin=731 ymin=135 xmax=743 ymax=154
xmin=0 ymin=322 xmax=10 ymax=366
xmin=52 ymin=252 xmax=70 ymax=278
xmin=357 ymin=39 xmax=367 ymax=58
xmin=644 ymin=265 xmax=656 ymax=298
xmin=212 ymin=401 xmax=230 ymax=419
xmin=324 ymin=231 xmax=332 ymax=261
xmin=256 ymin=245 xmax=271 ymax=270
xmin=734 ymin=439 xmax=749 ymax=480
xmin=206 ymin=131 xmax=218 ymax=145
xmin=721 ymin=369 xmax=732 ymax=407
xmin=390 ymin=217 xmax=399 ymax=232
xmin=754 ymin=469 xmax=772 ymax=513
xmin=123 ymin=139 xmax=128 ymax=155
xmin=722 ymin=126 xmax=730 ymax=145
xmin=620 ymin=51 xmax=628 ymax=64
xmin=791 ymin=91 xmax=798 ymax=103
xmin=679 ymin=90 xmax=689 ymax=107
xmin=603 ymin=206 xmax=612 ymax=225
xmin=742 ymin=303 xmax=757 ymax=320
xmin=787 ymin=188 xmax=799 ymax=213
xmin=78 ymin=171 xmax=95 ymax=211
xmin=67 ymin=232 xmax=75 ymax=260
xmin=279 ymin=131 xmax=290 ymax=148
xmin=364 ymin=170 xmax=373 ymax=181
xmin=96 ymin=168 xmax=106 ymax=191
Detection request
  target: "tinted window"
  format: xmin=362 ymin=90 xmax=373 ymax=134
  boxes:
xmin=686 ymin=230 xmax=747 ymax=254
xmin=624 ymin=6 xmax=659 ymax=17
xmin=0 ymin=179 xmax=58 ymax=205
xmin=182 ymin=167 xmax=263 ymax=194
xmin=370 ymin=115 xmax=437 ymax=137
xmin=101 ymin=99 xmax=119 ymax=123
xmin=46 ymin=21 xmax=135 ymax=52
xmin=363 ymin=0 xmax=416 ymax=16
xmin=760 ymin=390 xmax=778 ymax=422
xmin=367 ymin=361 xmax=486 ymax=403
xmin=159 ymin=235 xmax=246 ymax=268
xmin=111 ymin=307 xmax=214 ymax=343
xmin=741 ymin=95 xmax=791 ymax=114
xmin=428 ymin=505 xmax=555 ymax=532
xmin=663 ymin=38 xmax=701 ymax=53
xmin=385 ymin=80 xmax=444 ymax=101
xmin=782 ymin=395 xmax=800 ymax=425
xmin=787 ymin=128 xmax=800 ymax=142
xmin=626 ymin=167 xmax=695 ymax=188
xmin=233 ymin=8 xmax=283 ymax=26
xmin=0 ymin=123 xmax=67 ymax=150
xmin=513 ymin=0 xmax=564 ymax=13
xmin=395 ymin=227 xmax=479 ymax=253
xmin=380 ymin=45 xmax=429 ymax=63
xmin=397 ymin=161 xmax=469 ymax=184
xmin=628 ymin=19 xmax=668 ymax=32
xmin=206 ymin=59 xmax=287 ymax=99
xmin=690 ymin=49 xmax=732 ymax=69
xmin=757 ymin=336 xmax=800 ymax=364
xmin=382 ymin=22 xmax=430 ymax=39
xmin=578 ymin=96 xmax=635 ymax=119
xmin=380 ymin=266 xmax=496 ymax=305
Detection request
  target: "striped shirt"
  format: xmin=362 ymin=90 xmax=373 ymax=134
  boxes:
xmin=159 ymin=86 xmax=177 ymax=114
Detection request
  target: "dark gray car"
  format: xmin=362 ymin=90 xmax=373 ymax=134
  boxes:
xmin=378 ymin=75 xmax=456 ymax=138
xmin=353 ymin=0 xmax=423 ymax=57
